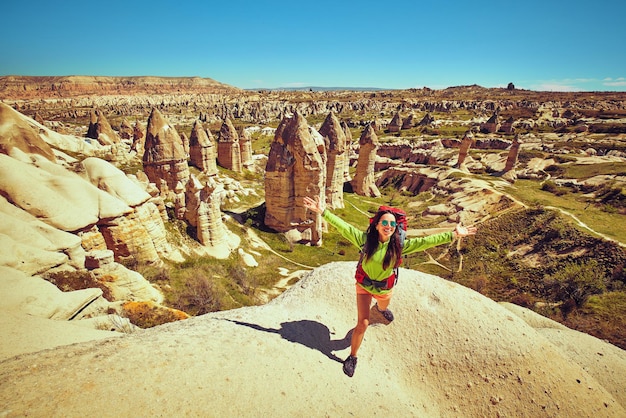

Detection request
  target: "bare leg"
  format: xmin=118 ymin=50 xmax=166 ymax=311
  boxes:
xmin=350 ymin=293 xmax=372 ymax=357
xmin=376 ymin=296 xmax=391 ymax=312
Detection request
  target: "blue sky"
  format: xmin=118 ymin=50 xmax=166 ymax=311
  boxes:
xmin=2 ymin=0 xmax=625 ymax=92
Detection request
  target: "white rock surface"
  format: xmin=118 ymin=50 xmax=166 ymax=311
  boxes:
xmin=0 ymin=262 xmax=624 ymax=417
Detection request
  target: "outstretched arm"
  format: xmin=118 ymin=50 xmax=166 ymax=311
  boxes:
xmin=303 ymin=196 xmax=366 ymax=248
xmin=402 ymin=224 xmax=478 ymax=255
xmin=303 ymin=196 xmax=325 ymax=214
xmin=453 ymin=224 xmax=478 ymax=239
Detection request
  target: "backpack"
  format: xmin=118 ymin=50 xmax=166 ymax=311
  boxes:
xmin=355 ymin=206 xmax=407 ymax=290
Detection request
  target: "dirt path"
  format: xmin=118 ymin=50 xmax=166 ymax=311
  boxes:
xmin=545 ymin=205 xmax=626 ymax=248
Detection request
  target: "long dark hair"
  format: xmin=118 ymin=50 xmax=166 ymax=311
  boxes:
xmin=363 ymin=210 xmax=402 ymax=270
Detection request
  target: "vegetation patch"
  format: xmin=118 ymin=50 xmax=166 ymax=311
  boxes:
xmin=443 ymin=207 xmax=626 ymax=349
xmin=122 ymin=301 xmax=189 ymax=328
xmin=44 ymin=270 xmax=114 ymax=301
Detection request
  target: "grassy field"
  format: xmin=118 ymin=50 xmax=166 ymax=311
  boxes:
xmin=502 ymin=179 xmax=626 ymax=245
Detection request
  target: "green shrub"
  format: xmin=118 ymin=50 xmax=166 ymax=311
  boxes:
xmin=173 ymin=274 xmax=223 ymax=315
xmin=541 ymin=180 xmax=567 ymax=196
xmin=231 ymin=265 xmax=256 ymax=296
xmin=543 ymin=260 xmax=605 ymax=308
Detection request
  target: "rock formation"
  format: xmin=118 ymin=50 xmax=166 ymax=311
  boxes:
xmin=141 ymin=110 xmax=237 ymax=255
xmin=2 ymin=262 xmax=624 ymax=417
xmin=504 ymin=134 xmax=521 ymax=172
xmin=189 ymin=120 xmax=218 ymax=175
xmin=238 ymin=126 xmax=254 ymax=168
xmin=142 ymin=108 xmax=190 ymax=208
xmin=376 ymin=166 xmax=443 ymax=195
xmin=217 ymin=118 xmax=242 ymax=172
xmin=418 ymin=113 xmax=434 ymax=126
xmin=0 ymin=103 xmax=56 ymax=162
xmin=341 ymin=121 xmax=353 ymax=181
xmin=87 ymin=109 xmax=120 ymax=146
xmin=118 ymin=119 xmax=133 ymax=140
xmin=499 ymin=116 xmax=515 ymax=133
xmin=318 ymin=112 xmax=346 ymax=209
xmin=480 ymin=113 xmax=500 ymax=133
xmin=401 ymin=112 xmax=416 ymax=129
xmin=0 ymin=118 xmax=185 ymax=343
xmin=265 ymin=111 xmax=325 ymax=245
xmin=455 ymin=131 xmax=474 ymax=169
xmin=351 ymin=123 xmax=380 ymax=197
xmin=131 ymin=120 xmax=145 ymax=155
xmin=387 ymin=112 xmax=402 ymax=132
xmin=180 ymin=132 xmax=190 ymax=158
xmin=196 ymin=180 xmax=231 ymax=248
xmin=502 ymin=134 xmax=522 ymax=182
xmin=0 ymin=75 xmax=239 ymax=100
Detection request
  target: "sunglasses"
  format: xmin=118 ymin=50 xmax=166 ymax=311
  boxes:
xmin=380 ymin=220 xmax=397 ymax=227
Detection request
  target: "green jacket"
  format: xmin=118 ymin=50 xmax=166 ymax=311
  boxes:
xmin=322 ymin=209 xmax=453 ymax=295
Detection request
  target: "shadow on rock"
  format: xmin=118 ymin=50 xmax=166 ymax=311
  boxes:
xmin=226 ymin=319 xmax=352 ymax=363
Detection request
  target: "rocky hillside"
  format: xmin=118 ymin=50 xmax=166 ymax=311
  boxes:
xmin=1 ymin=263 xmax=625 ymax=417
xmin=0 ymin=75 xmax=240 ymax=99
xmin=0 ymin=77 xmax=625 ymax=416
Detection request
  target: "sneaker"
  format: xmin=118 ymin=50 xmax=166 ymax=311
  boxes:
xmin=343 ymin=355 xmax=357 ymax=377
xmin=376 ymin=305 xmax=394 ymax=322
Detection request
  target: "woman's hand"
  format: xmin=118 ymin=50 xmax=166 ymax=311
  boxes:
xmin=303 ymin=196 xmax=324 ymax=214
xmin=453 ymin=224 xmax=477 ymax=238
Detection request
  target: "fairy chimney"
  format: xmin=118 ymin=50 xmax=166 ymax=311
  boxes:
xmin=180 ymin=133 xmax=190 ymax=158
xmin=387 ymin=112 xmax=402 ymax=133
xmin=185 ymin=176 xmax=229 ymax=248
xmin=351 ymin=123 xmax=380 ymax=197
xmin=418 ymin=113 xmax=434 ymax=126
xmin=341 ymin=121 xmax=353 ymax=182
xmin=504 ymin=134 xmax=521 ymax=173
xmin=264 ymin=111 xmax=325 ymax=245
xmin=217 ymin=118 xmax=242 ymax=172
xmin=402 ymin=113 xmax=416 ymax=130
xmin=499 ymin=116 xmax=515 ymax=134
xmin=189 ymin=120 xmax=218 ymax=175
xmin=237 ymin=126 xmax=254 ymax=168
xmin=318 ymin=112 xmax=346 ymax=209
xmin=34 ymin=112 xmax=45 ymax=126
xmin=118 ymin=119 xmax=133 ymax=140
xmin=455 ymin=131 xmax=474 ymax=169
xmin=131 ymin=121 xmax=145 ymax=155
xmin=480 ymin=113 xmax=500 ymax=134
xmin=142 ymin=108 xmax=190 ymax=206
xmin=87 ymin=109 xmax=120 ymax=146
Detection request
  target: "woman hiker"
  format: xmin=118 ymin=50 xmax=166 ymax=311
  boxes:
xmin=303 ymin=196 xmax=477 ymax=377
